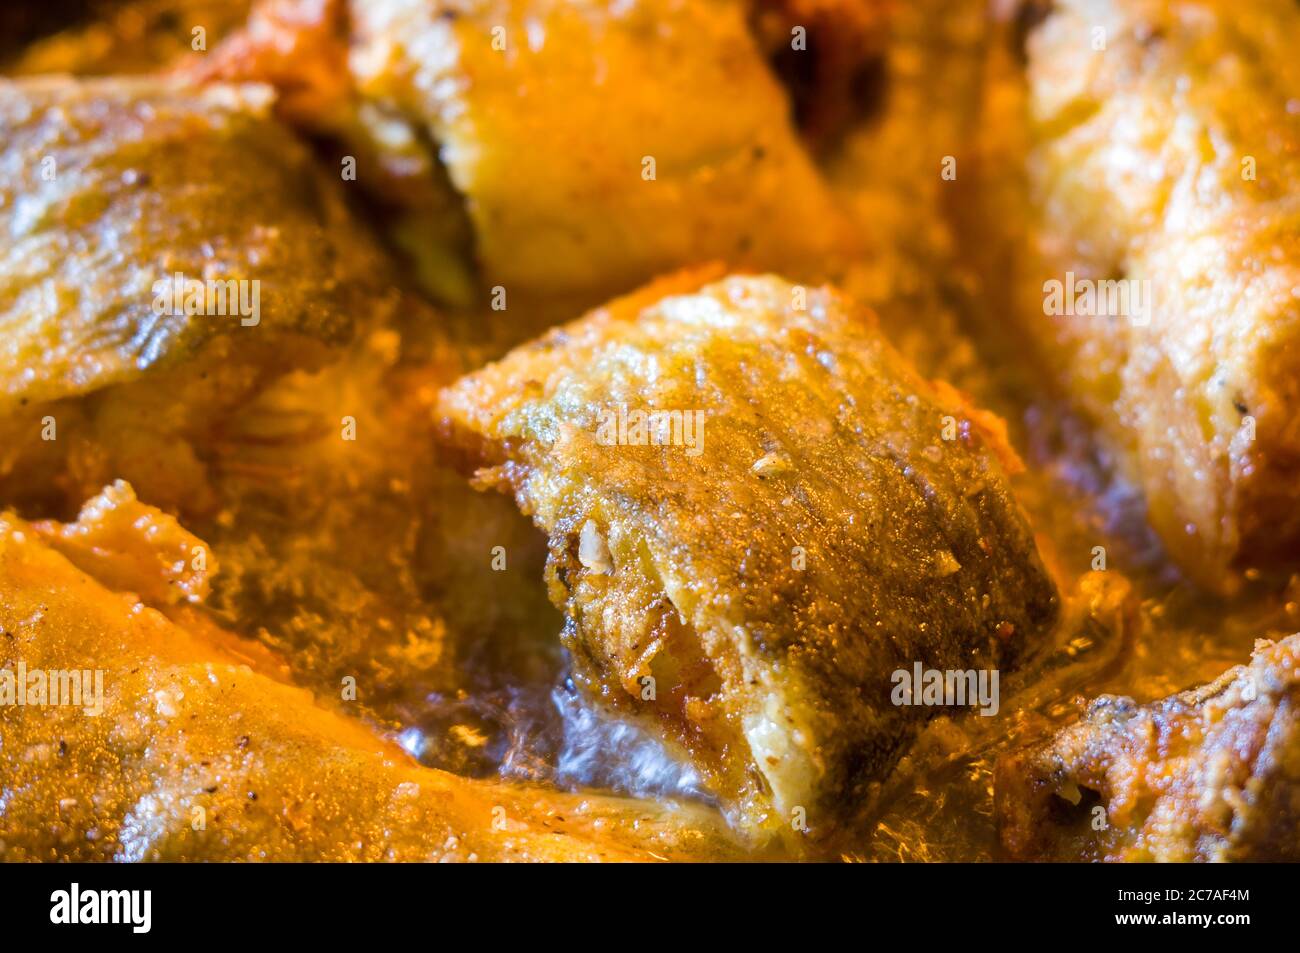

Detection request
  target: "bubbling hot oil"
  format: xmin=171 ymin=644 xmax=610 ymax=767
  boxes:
xmin=393 ymin=676 xmax=707 ymax=803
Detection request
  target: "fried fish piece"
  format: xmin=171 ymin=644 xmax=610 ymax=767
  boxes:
xmin=436 ymin=271 xmax=1061 ymax=841
xmin=351 ymin=0 xmax=857 ymax=303
xmin=192 ymin=0 xmax=857 ymax=312
xmin=0 ymin=76 xmax=395 ymax=516
xmin=0 ymin=502 xmax=741 ymax=862
xmin=996 ymin=633 xmax=1300 ymax=862
xmin=1014 ymin=0 xmax=1300 ymax=589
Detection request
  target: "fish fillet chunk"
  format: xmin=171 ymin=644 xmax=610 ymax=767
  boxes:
xmin=1018 ymin=0 xmax=1300 ymax=588
xmin=437 ymin=271 xmax=1060 ymax=841
xmin=0 ymin=76 xmax=396 ymax=514
xmin=997 ymin=631 xmax=1300 ymax=862
xmin=348 ymin=0 xmax=859 ymax=303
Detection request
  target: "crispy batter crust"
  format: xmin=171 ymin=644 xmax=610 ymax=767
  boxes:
xmin=0 ymin=75 xmax=390 ymax=404
xmin=183 ymin=0 xmax=862 ymax=310
xmin=996 ymin=633 xmax=1300 ymax=861
xmin=437 ymin=272 xmax=1059 ymax=840
xmin=346 ymin=0 xmax=857 ymax=303
xmin=0 ymin=76 xmax=396 ymax=513
xmin=1019 ymin=0 xmax=1300 ymax=587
